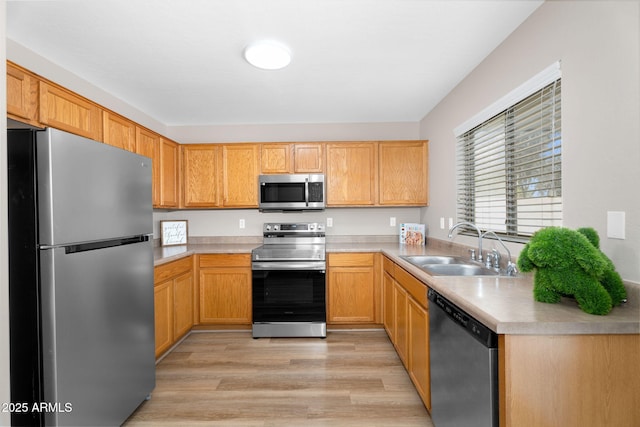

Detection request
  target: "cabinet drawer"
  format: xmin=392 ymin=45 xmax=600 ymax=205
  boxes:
xmin=395 ymin=267 xmax=428 ymax=309
xmin=382 ymin=256 xmax=395 ymax=275
xmin=155 ymin=256 xmax=192 ymax=284
xmin=199 ymin=253 xmax=251 ymax=268
xmin=328 ymin=252 xmax=374 ymax=267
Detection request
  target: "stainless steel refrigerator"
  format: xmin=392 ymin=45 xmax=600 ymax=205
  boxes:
xmin=8 ymin=127 xmax=156 ymax=426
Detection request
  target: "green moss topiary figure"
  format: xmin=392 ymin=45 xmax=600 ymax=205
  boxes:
xmin=576 ymin=227 xmax=627 ymax=306
xmin=517 ymin=226 xmax=625 ymax=316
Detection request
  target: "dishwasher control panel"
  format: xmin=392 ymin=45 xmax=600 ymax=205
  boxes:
xmin=428 ymin=288 xmax=498 ymax=348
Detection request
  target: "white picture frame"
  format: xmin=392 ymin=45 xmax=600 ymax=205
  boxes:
xmin=160 ymin=220 xmax=188 ymax=246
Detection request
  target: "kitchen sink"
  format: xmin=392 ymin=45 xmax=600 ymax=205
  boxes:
xmin=419 ymin=263 xmax=499 ymax=276
xmin=399 ymin=255 xmax=466 ymax=266
xmin=400 ymin=255 xmax=500 ymax=276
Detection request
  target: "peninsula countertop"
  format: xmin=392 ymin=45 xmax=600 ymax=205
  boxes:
xmin=153 ymin=240 xmax=640 ymax=336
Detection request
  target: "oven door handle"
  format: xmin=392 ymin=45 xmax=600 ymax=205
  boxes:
xmin=252 ymin=261 xmax=326 ymax=271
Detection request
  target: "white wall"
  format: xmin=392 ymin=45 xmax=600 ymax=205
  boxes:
xmin=419 ymin=1 xmax=640 ymax=282
xmin=168 ymin=122 xmax=420 ymax=143
xmin=154 ymin=207 xmax=422 ymax=239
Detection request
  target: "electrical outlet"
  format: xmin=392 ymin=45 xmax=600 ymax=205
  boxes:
xmin=239 ymin=219 xmax=245 ymax=229
xmin=449 ymin=218 xmax=454 ymax=229
xmin=390 ymin=217 xmax=396 ymax=227
xmin=440 ymin=217 xmax=445 ymax=229
xmin=327 ymin=218 xmax=333 ymax=227
xmin=607 ymin=211 xmax=625 ymax=239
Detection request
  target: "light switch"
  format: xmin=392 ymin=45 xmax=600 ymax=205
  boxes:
xmin=607 ymin=211 xmax=625 ymax=239
xmin=239 ymin=219 xmax=245 ymax=229
xmin=390 ymin=217 xmax=396 ymax=227
xmin=327 ymin=218 xmax=333 ymax=227
xmin=440 ymin=217 xmax=445 ymax=229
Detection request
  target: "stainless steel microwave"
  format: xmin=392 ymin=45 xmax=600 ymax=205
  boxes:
xmin=258 ymin=174 xmax=325 ymax=211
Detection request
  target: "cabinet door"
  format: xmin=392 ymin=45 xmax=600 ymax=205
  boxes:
xmin=154 ymin=279 xmax=174 ymax=358
xmin=261 ymin=143 xmax=292 ymax=174
xmin=199 ymin=267 xmax=252 ymax=324
xmin=135 ymin=127 xmax=161 ymax=207
xmin=408 ymin=297 xmax=430 ymax=411
xmin=394 ymin=282 xmax=408 ymax=367
xmin=328 ymin=266 xmax=375 ymax=323
xmin=293 ymin=143 xmax=324 ymax=173
xmin=160 ymin=138 xmax=180 ymax=208
xmin=383 ymin=270 xmax=396 ymax=341
xmin=39 ymin=81 xmax=103 ymax=141
xmin=7 ymin=62 xmax=39 ymax=125
xmin=103 ymin=111 xmax=136 ymax=152
xmin=182 ymin=144 xmax=221 ymax=207
xmin=222 ymin=144 xmax=260 ymax=207
xmin=173 ymin=271 xmax=193 ymax=340
xmin=327 ymin=253 xmax=376 ymax=324
xmin=379 ymin=141 xmax=429 ymax=205
xmin=326 ymin=142 xmax=377 ymax=206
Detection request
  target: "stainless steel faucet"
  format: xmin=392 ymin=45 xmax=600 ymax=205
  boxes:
xmin=448 ymin=221 xmax=483 ymax=262
xmin=480 ymin=230 xmax=518 ymax=276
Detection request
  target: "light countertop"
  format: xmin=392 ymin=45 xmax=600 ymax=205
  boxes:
xmin=153 ymin=239 xmax=639 ymax=336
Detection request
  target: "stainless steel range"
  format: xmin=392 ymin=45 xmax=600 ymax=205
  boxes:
xmin=251 ymin=222 xmax=326 ymax=338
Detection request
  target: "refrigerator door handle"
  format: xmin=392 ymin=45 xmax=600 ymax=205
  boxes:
xmin=40 ymin=235 xmax=151 ymax=253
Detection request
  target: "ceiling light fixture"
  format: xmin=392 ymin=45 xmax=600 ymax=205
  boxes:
xmin=244 ymin=40 xmax=291 ymax=70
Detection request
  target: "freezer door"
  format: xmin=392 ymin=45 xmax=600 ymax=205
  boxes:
xmin=37 ymin=128 xmax=152 ymax=246
xmin=39 ymin=241 xmax=155 ymax=426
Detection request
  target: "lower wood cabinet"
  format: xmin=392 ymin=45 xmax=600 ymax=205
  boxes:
xmin=501 ymin=334 xmax=640 ymax=427
xmin=327 ymin=252 xmax=381 ymax=324
xmin=407 ymin=296 xmax=430 ymax=408
xmin=153 ymin=279 xmax=173 ymax=358
xmin=394 ymin=282 xmax=409 ymax=365
xmin=382 ymin=255 xmax=431 ymax=410
xmin=382 ymin=265 xmax=396 ymax=341
xmin=198 ymin=254 xmax=252 ymax=324
xmin=154 ymin=256 xmax=194 ymax=358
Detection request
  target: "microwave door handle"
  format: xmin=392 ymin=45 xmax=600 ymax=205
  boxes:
xmin=305 ymin=177 xmax=309 ymax=207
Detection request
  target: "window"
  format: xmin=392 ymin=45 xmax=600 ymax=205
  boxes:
xmin=455 ymin=75 xmax=562 ymax=242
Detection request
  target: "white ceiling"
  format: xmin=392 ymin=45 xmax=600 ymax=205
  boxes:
xmin=7 ymin=0 xmax=543 ymax=127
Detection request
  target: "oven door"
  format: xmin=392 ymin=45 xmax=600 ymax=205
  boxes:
xmin=252 ymin=263 xmax=326 ymax=323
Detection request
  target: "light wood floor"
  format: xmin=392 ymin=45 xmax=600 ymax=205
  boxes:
xmin=124 ymin=330 xmax=433 ymax=426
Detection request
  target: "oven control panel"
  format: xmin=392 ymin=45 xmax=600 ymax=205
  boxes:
xmin=263 ymin=222 xmax=325 ymax=233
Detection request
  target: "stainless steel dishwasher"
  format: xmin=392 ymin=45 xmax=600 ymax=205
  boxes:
xmin=428 ymin=288 xmax=499 ymax=427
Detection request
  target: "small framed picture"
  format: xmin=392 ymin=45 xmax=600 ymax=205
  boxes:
xmin=160 ymin=220 xmax=188 ymax=246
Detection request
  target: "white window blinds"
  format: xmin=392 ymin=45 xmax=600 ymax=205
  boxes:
xmin=456 ymin=78 xmax=562 ymax=241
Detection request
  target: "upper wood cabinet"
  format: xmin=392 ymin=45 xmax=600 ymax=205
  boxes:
xmin=379 ymin=140 xmax=429 ymax=206
xmin=160 ymin=138 xmax=180 ymax=208
xmin=261 ymin=143 xmax=292 ymax=174
xmin=133 ymin=129 xmax=179 ymax=209
xmin=103 ymin=111 xmax=136 ymax=152
xmin=135 ymin=127 xmax=161 ymax=207
xmin=6 ymin=63 xmax=430 ymax=210
xmin=293 ymin=143 xmax=324 ymax=173
xmin=6 ymin=62 xmax=39 ymax=126
xmin=182 ymin=144 xmax=221 ymax=207
xmin=39 ymin=81 xmax=103 ymax=141
xmin=326 ymin=142 xmax=378 ymax=206
xmin=260 ymin=142 xmax=324 ymax=174
xmin=222 ymin=144 xmax=260 ymax=207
